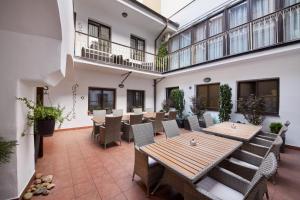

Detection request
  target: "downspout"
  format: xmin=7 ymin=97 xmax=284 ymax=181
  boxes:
xmin=153 ymin=20 xmax=168 ymax=111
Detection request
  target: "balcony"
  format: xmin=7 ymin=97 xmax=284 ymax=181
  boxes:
xmin=74 ymin=3 xmax=300 ymax=74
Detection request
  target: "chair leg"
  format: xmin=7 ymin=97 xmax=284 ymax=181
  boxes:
xmin=266 ymin=190 xmax=270 ymax=200
xmin=151 ymin=181 xmax=161 ymax=195
xmin=132 ymin=172 xmax=135 ymax=181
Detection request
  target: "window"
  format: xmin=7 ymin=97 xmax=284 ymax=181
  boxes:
xmin=193 ymin=23 xmax=207 ymax=64
xmin=179 ymin=30 xmax=192 ymax=67
xmin=88 ymin=87 xmax=115 ymax=113
xmin=127 ymin=90 xmax=145 ymax=112
xmin=169 ymin=36 xmax=180 ymax=70
xmin=130 ymin=35 xmax=145 ymax=61
xmin=166 ymin=87 xmax=179 ymax=100
xmin=237 ymin=79 xmax=279 ymax=115
xmin=208 ymin=14 xmax=224 ymax=60
xmin=196 ymin=84 xmax=220 ymax=110
xmin=283 ymin=0 xmax=300 ymax=41
xmin=88 ymin=20 xmax=111 ymax=52
xmin=252 ymin=0 xmax=276 ymax=49
xmin=228 ymin=2 xmax=249 ymax=54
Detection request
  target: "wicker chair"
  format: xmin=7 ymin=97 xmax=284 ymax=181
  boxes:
xmin=97 ymin=116 xmax=122 ymax=149
xmin=184 ymin=153 xmax=277 ymax=200
xmin=122 ymin=114 xmax=143 ymax=142
xmin=187 ymin=115 xmax=201 ymax=132
xmin=133 ymin=108 xmax=143 ymax=114
xmin=112 ymin=109 xmax=123 ymax=116
xmin=145 ymin=108 xmax=154 ymax=112
xmin=149 ymin=112 xmax=165 ymax=136
xmin=256 ymin=125 xmax=288 ymax=142
xmin=167 ymin=111 xmax=177 ymax=120
xmin=162 ymin=120 xmax=180 ymax=138
xmin=131 ymin=123 xmax=164 ymax=196
xmin=204 ymin=113 xmax=214 ymax=127
xmin=91 ymin=110 xmax=106 ymax=139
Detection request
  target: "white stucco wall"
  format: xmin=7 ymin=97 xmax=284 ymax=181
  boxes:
xmin=156 ymin=50 xmax=300 ymax=147
xmin=45 ymin=68 xmax=154 ymax=129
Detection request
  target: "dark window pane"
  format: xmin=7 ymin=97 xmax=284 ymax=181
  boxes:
xmin=88 ymin=88 xmax=115 ymax=113
xmin=166 ymin=87 xmax=179 ymax=100
xmin=239 ymin=82 xmax=256 ymax=98
xmin=127 ymin=90 xmax=145 ymax=112
xmin=130 ymin=35 xmax=145 ymax=61
xmin=196 ymin=84 xmax=220 ymax=110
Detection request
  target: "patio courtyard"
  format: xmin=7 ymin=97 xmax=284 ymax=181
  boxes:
xmin=31 ymin=128 xmax=300 ymax=200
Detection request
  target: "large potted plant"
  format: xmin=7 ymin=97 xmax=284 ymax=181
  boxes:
xmin=237 ymin=94 xmax=265 ymax=125
xmin=219 ymin=84 xmax=233 ymax=122
xmin=170 ymin=89 xmax=185 ymax=128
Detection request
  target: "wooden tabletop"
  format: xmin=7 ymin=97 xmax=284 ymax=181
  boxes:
xmin=203 ymin=122 xmax=262 ymax=142
xmin=140 ymin=132 xmax=242 ymax=183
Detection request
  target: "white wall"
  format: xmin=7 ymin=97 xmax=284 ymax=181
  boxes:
xmin=157 ymin=51 xmax=300 ymax=147
xmin=46 ymin=68 xmax=154 ymax=129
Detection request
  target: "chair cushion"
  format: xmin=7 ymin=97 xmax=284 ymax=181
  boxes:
xmin=148 ymin=157 xmax=158 ymax=167
xmin=229 ymin=157 xmax=259 ymax=170
xmin=197 ymin=177 xmax=244 ymax=200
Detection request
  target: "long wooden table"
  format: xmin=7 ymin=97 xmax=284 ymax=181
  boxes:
xmin=140 ymin=132 xmax=242 ymax=183
xmin=203 ymin=122 xmax=262 ymax=142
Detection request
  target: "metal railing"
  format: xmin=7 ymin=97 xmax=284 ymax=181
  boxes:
xmin=74 ymin=3 xmax=300 ymax=73
xmin=74 ymin=31 xmax=169 ymax=73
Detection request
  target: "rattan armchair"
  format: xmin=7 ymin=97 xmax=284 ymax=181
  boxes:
xmin=131 ymin=123 xmax=164 ymax=196
xmin=204 ymin=113 xmax=214 ymax=127
xmin=122 ymin=114 xmax=143 ymax=142
xmin=184 ymin=153 xmax=277 ymax=200
xmin=148 ymin=112 xmax=165 ymax=136
xmin=97 ymin=116 xmax=122 ymax=149
xmin=162 ymin=120 xmax=180 ymax=138
xmin=133 ymin=108 xmax=143 ymax=114
xmin=187 ymin=115 xmax=202 ymax=132
xmin=166 ymin=111 xmax=177 ymax=120
xmin=256 ymin=125 xmax=287 ymax=142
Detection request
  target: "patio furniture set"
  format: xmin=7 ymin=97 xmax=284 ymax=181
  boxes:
xmin=90 ymin=109 xmax=289 ymax=199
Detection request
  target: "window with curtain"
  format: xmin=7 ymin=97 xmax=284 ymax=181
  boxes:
xmin=193 ymin=23 xmax=207 ymax=64
xmin=196 ymin=83 xmax=220 ymax=111
xmin=88 ymin=87 xmax=115 ymax=113
xmin=179 ymin=30 xmax=192 ymax=67
xmin=237 ymin=79 xmax=279 ymax=115
xmin=252 ymin=0 xmax=276 ymax=49
xmin=127 ymin=90 xmax=145 ymax=112
xmin=130 ymin=35 xmax=145 ymax=61
xmin=228 ymin=2 xmax=249 ymax=54
xmin=208 ymin=14 xmax=224 ymax=60
xmin=88 ymin=20 xmax=111 ymax=53
xmin=169 ymin=36 xmax=179 ymax=70
xmin=283 ymin=0 xmax=300 ymax=41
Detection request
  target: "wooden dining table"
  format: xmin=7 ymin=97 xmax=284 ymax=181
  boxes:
xmin=140 ymin=132 xmax=242 ymax=189
xmin=203 ymin=122 xmax=262 ymax=142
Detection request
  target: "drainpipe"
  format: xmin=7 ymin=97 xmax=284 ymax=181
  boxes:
xmin=154 ymin=79 xmax=157 ymax=112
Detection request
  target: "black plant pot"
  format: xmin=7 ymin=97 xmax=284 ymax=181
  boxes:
xmin=176 ymin=118 xmax=184 ymax=128
xmin=36 ymin=119 xmax=55 ymax=137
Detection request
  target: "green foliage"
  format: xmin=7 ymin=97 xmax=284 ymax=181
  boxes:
xmin=238 ymin=94 xmax=265 ymax=125
xmin=219 ymin=84 xmax=233 ymax=122
xmin=155 ymin=43 xmax=168 ymax=71
xmin=190 ymin=96 xmax=206 ymax=120
xmin=17 ymin=97 xmax=71 ymax=135
xmin=0 ymin=137 xmax=17 ymax=165
xmin=170 ymin=89 xmax=185 ymax=119
xmin=269 ymin=122 xmax=283 ymax=134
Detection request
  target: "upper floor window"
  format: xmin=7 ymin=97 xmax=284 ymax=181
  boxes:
xmin=284 ymin=0 xmax=300 ymax=6
xmin=193 ymin=23 xmax=207 ymax=64
xmin=88 ymin=87 xmax=116 ymax=113
xmin=237 ymin=78 xmax=279 ymax=115
xmin=283 ymin=0 xmax=300 ymax=41
xmin=127 ymin=90 xmax=145 ymax=112
xmin=179 ymin=30 xmax=192 ymax=67
xmin=252 ymin=0 xmax=275 ymax=19
xmin=88 ymin=20 xmax=111 ymax=52
xmin=196 ymin=83 xmax=220 ymax=111
xmin=130 ymin=35 xmax=145 ymax=61
xmin=208 ymin=14 xmax=224 ymax=60
xmin=228 ymin=2 xmax=249 ymax=55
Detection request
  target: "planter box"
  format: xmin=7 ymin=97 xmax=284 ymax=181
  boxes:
xmin=36 ymin=119 xmax=55 ymax=137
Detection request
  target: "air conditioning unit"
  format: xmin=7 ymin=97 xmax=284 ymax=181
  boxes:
xmin=162 ymin=32 xmax=171 ymax=43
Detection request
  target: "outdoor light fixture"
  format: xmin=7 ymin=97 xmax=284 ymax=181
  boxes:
xmin=204 ymin=77 xmax=211 ymax=83
xmin=119 ymin=71 xmax=132 ymax=88
xmin=122 ymin=12 xmax=128 ymax=18
xmin=118 ymin=83 xmax=124 ymax=88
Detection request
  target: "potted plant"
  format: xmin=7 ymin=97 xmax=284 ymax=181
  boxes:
xmin=237 ymin=94 xmax=265 ymax=125
xmin=169 ymin=89 xmax=185 ymax=128
xmin=17 ymin=97 xmax=68 ymax=137
xmin=269 ymin=122 xmax=283 ymax=134
xmin=219 ymin=84 xmax=233 ymax=122
xmin=190 ymin=96 xmax=206 ymax=128
xmin=155 ymin=43 xmax=168 ymax=72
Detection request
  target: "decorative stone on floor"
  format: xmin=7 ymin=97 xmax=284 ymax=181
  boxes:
xmin=23 ymin=173 xmax=55 ymax=199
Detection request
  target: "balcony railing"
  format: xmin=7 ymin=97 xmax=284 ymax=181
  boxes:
xmin=74 ymin=31 xmax=169 ymax=73
xmin=75 ymin=3 xmax=300 ymax=74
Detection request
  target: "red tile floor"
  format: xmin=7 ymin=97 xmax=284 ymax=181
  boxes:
xmin=32 ymin=128 xmax=300 ymax=200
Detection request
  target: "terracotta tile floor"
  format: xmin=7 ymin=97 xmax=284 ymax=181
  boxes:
xmin=32 ymin=128 xmax=300 ymax=200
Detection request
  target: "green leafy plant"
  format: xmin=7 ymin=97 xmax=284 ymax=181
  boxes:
xmin=155 ymin=43 xmax=168 ymax=71
xmin=269 ymin=122 xmax=283 ymax=134
xmin=238 ymin=94 xmax=265 ymax=125
xmin=17 ymin=97 xmax=71 ymax=135
xmin=170 ymin=89 xmax=185 ymax=119
xmin=219 ymin=84 xmax=233 ymax=122
xmin=190 ymin=96 xmax=206 ymax=120
xmin=0 ymin=137 xmax=17 ymax=165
